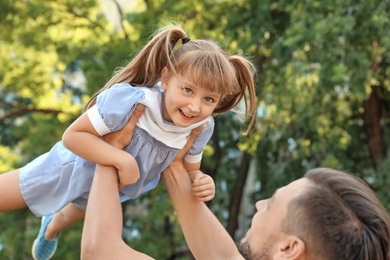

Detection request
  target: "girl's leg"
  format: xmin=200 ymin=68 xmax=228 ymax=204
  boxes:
xmin=32 ymin=202 xmax=85 ymax=259
xmin=44 ymin=203 xmax=85 ymax=239
xmin=0 ymin=169 xmax=27 ymax=211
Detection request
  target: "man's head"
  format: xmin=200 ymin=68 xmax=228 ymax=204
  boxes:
xmin=239 ymin=168 xmax=390 ymax=260
xmin=238 ymin=177 xmax=310 ymax=259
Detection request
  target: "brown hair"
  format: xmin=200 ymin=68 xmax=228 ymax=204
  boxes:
xmin=84 ymin=24 xmax=257 ymax=133
xmin=282 ymin=168 xmax=390 ymax=260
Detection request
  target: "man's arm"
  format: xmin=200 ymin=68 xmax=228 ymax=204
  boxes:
xmin=162 ymin=130 xmax=243 ymax=260
xmin=81 ymin=164 xmax=154 ymax=260
xmin=81 ymin=104 xmax=152 ymax=259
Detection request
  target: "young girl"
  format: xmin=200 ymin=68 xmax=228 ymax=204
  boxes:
xmin=0 ymin=24 xmax=257 ymax=260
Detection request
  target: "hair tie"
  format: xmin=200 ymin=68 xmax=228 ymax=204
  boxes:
xmin=182 ymin=37 xmax=190 ymax=44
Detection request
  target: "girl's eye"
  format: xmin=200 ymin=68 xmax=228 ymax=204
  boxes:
xmin=205 ymin=97 xmax=214 ymax=103
xmin=183 ymin=88 xmax=193 ymax=94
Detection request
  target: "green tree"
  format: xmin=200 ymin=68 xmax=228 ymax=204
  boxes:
xmin=228 ymin=0 xmax=390 ymax=220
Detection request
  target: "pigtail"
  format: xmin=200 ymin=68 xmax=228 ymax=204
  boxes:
xmin=228 ymin=56 xmax=257 ymax=134
xmin=83 ymin=25 xmax=187 ymax=112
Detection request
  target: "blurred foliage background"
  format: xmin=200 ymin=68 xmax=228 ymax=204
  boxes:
xmin=1 ymin=0 xmax=390 ymax=259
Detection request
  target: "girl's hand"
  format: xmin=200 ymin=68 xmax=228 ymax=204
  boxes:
xmin=116 ymin=153 xmax=140 ymax=189
xmin=189 ymin=170 xmax=215 ymax=202
xmin=104 ymin=104 xmax=145 ymax=188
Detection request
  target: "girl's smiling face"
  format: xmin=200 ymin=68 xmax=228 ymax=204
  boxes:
xmin=161 ymin=67 xmax=221 ymax=127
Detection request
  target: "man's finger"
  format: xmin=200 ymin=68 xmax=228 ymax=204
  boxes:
xmin=175 ymin=125 xmax=203 ymax=161
xmin=126 ymin=104 xmax=146 ymax=132
xmin=104 ymin=104 xmax=145 ymax=149
xmin=132 ymin=104 xmax=146 ymax=121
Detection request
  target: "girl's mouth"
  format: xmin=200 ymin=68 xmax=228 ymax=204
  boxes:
xmin=180 ymin=109 xmax=194 ymax=119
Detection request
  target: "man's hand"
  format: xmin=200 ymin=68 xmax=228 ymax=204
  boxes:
xmin=103 ymin=104 xmax=145 ymax=188
xmin=162 ymin=125 xmax=203 ymax=197
xmin=177 ymin=126 xmax=215 ymax=202
xmin=104 ymin=104 xmax=146 ymax=149
xmin=173 ymin=125 xmax=203 ymax=162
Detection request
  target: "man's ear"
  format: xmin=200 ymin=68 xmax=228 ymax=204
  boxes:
xmin=161 ymin=67 xmax=169 ymax=90
xmin=273 ymin=236 xmax=305 ymax=259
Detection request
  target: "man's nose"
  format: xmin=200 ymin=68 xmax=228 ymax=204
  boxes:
xmin=255 ymin=200 xmax=267 ymax=211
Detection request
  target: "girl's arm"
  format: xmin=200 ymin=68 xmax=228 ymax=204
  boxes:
xmin=183 ymin=160 xmax=201 ymax=172
xmin=62 ymin=112 xmax=139 ymax=187
xmin=81 ymin=104 xmax=152 ymax=259
xmin=184 ymin=153 xmax=215 ymax=202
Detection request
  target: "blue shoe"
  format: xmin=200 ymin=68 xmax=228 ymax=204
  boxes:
xmin=31 ymin=215 xmax=59 ymax=260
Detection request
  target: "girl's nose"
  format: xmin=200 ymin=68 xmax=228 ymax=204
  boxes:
xmin=188 ymin=99 xmax=201 ymax=113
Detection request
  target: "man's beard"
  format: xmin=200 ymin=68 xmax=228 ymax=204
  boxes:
xmin=237 ymin=236 xmax=277 ymax=260
xmin=238 ymin=241 xmax=257 ymax=260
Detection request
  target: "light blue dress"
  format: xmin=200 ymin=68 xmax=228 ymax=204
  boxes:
xmin=19 ymin=83 xmax=214 ymax=217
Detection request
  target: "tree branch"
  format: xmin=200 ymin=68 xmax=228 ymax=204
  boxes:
xmin=0 ymin=106 xmax=76 ymax=124
xmin=111 ymin=0 xmax=129 ymax=40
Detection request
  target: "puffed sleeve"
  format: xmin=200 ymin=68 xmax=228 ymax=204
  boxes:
xmin=87 ymin=83 xmax=145 ymax=136
xmin=184 ymin=118 xmax=215 ymax=163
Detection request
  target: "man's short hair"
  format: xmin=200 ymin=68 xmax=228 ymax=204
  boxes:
xmin=281 ymin=168 xmax=390 ymax=260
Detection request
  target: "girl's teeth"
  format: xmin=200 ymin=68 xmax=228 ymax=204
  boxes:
xmin=183 ymin=111 xmax=192 ymax=117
